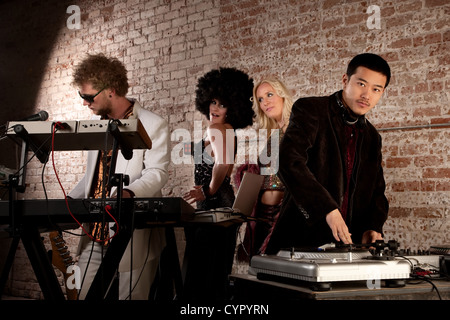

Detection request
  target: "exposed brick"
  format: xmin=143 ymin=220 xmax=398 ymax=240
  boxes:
xmin=412 ymin=207 xmax=444 ymax=218
xmin=389 ymin=207 xmax=411 ymax=218
xmin=423 ymin=168 xmax=450 ymax=179
xmin=425 ymin=0 xmax=449 ymax=7
xmin=386 ymin=157 xmax=412 ymax=168
xmin=413 ymin=33 xmax=442 ymax=47
xmin=1 ymin=0 xmax=448 ymax=299
xmin=436 ymin=181 xmax=450 ymax=191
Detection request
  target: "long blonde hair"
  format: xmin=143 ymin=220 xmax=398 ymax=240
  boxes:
xmin=251 ymin=78 xmax=294 ymax=131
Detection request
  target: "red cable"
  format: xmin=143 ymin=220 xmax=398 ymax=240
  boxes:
xmin=51 ymin=122 xmax=119 ymax=243
xmin=104 ymin=204 xmax=120 ymax=241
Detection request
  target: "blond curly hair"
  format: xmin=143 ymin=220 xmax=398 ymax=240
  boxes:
xmin=72 ymin=53 xmax=129 ymax=96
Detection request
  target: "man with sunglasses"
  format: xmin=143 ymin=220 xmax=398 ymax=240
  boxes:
xmin=69 ymin=53 xmax=170 ymax=300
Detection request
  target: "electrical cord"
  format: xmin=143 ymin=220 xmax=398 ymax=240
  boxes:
xmin=122 ymin=228 xmax=153 ymax=300
xmin=50 ymin=121 xmax=120 ymax=243
xmin=410 ymin=273 xmax=443 ymax=300
xmin=397 ymin=254 xmax=450 ymax=300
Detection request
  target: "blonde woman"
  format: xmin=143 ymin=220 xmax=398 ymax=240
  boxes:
xmin=238 ymin=78 xmax=294 ymax=260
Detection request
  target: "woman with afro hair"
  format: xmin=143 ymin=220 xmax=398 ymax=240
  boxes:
xmin=183 ymin=67 xmax=255 ymax=300
xmin=184 ymin=67 xmax=255 ymax=209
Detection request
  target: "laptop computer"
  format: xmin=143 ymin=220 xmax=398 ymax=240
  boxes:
xmin=192 ymin=172 xmax=264 ymax=223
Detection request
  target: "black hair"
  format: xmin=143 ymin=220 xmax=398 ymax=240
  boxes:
xmin=346 ymin=53 xmax=391 ymax=88
xmin=195 ymin=67 xmax=255 ymax=129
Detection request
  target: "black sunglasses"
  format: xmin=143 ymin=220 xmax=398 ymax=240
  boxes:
xmin=78 ymin=87 xmax=106 ymax=103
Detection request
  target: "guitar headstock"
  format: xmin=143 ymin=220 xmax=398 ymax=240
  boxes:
xmin=49 ymin=231 xmax=74 ymax=274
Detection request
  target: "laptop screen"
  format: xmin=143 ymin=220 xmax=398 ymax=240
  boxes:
xmin=232 ymin=172 xmax=264 ymax=216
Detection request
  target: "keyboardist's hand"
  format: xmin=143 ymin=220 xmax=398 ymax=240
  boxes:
xmin=110 ymin=190 xmax=134 ymax=199
xmin=122 ymin=189 xmax=134 ymax=198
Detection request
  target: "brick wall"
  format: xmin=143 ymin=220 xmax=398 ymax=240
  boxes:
xmin=218 ymin=0 xmax=450 ymax=250
xmin=0 ymin=0 xmax=448 ymax=299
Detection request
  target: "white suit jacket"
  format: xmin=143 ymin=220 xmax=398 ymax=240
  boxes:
xmin=69 ymin=100 xmax=170 ymax=272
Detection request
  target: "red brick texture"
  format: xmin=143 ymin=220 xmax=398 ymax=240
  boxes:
xmin=0 ymin=0 xmax=448 ymax=299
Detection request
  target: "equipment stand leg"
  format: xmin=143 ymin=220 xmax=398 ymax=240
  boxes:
xmin=0 ymin=237 xmax=20 ymax=298
xmin=20 ymin=227 xmax=65 ymax=301
xmin=150 ymin=227 xmax=183 ymax=300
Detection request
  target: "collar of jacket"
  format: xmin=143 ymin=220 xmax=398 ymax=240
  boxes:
xmin=333 ymin=90 xmax=367 ymax=128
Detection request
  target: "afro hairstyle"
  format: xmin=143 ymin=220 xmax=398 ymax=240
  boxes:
xmin=72 ymin=53 xmax=129 ymax=96
xmin=195 ymin=67 xmax=255 ymax=129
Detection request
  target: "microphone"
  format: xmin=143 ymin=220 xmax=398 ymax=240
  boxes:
xmin=20 ymin=110 xmax=49 ymax=121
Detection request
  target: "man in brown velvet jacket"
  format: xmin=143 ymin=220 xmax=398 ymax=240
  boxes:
xmin=265 ymin=53 xmax=391 ymax=253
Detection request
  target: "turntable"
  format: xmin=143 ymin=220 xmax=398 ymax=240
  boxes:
xmin=249 ymin=241 xmax=412 ymax=291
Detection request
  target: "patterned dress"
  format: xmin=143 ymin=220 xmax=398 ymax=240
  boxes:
xmin=238 ymin=130 xmax=285 ymax=260
xmin=193 ymin=139 xmax=235 ymax=210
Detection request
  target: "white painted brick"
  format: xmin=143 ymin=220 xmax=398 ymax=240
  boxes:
xmin=4 ymin=0 xmax=448 ymax=300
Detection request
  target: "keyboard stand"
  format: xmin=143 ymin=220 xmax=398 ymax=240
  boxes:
xmin=0 ymin=226 xmax=65 ymax=301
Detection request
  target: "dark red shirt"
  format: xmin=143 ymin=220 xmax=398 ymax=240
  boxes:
xmin=341 ymin=124 xmax=359 ymax=220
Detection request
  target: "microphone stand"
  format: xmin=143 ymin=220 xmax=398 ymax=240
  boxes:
xmin=13 ymin=124 xmax=50 ymax=164
xmin=86 ymin=120 xmax=132 ymax=300
xmin=0 ymin=127 xmax=64 ymax=300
